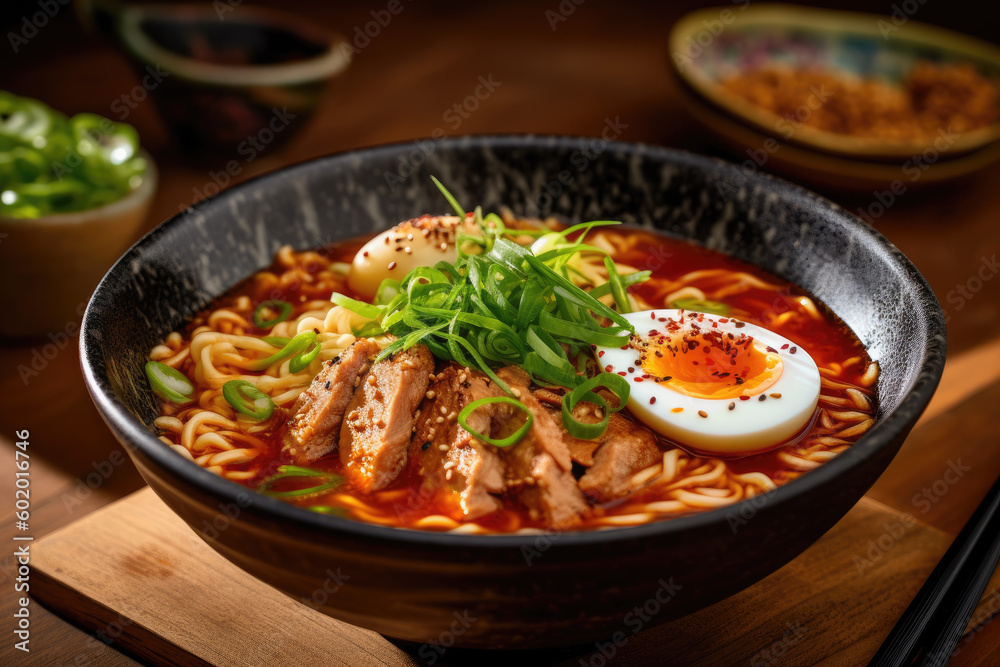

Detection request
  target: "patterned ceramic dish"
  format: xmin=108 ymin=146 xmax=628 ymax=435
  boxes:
xmin=668 ymin=4 xmax=1000 ymax=186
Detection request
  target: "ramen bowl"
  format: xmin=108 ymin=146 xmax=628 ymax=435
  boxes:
xmin=80 ymin=136 xmax=945 ymax=649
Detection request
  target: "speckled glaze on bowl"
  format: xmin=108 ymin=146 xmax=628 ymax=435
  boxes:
xmin=80 ymin=136 xmax=945 ymax=649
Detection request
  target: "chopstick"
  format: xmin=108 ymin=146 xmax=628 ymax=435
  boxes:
xmin=869 ymin=473 xmax=1000 ymax=667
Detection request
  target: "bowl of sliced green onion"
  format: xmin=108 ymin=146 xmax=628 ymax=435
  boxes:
xmin=0 ymin=91 xmax=156 ymax=338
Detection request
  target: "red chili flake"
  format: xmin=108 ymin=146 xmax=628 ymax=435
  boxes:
xmin=719 ymin=318 xmax=729 ymax=323
xmin=605 ymin=364 xmax=613 ymax=372
xmin=362 ymin=251 xmax=369 ymax=258
xmin=766 ymin=346 xmax=777 ymax=353
xmin=384 ymin=236 xmax=390 ymax=244
xmin=739 ymin=395 xmax=751 ymax=401
xmin=633 ymin=377 xmax=643 ymax=383
xmin=780 ymin=343 xmax=789 ymax=350
xmin=651 ymin=311 xmax=656 ymax=319
xmin=649 ymin=397 xmax=656 ymax=405
xmin=621 ymin=345 xmax=628 ymax=350
xmin=735 ymin=321 xmax=745 ymax=328
xmin=728 ymin=402 xmax=735 ymax=410
xmin=758 ymin=395 xmax=767 ymax=402
xmin=598 ymin=350 xmax=605 ymax=358
xmin=627 ymin=367 xmax=635 ymax=374
xmin=617 ymin=371 xmax=627 ymax=377
xmin=388 ymin=261 xmax=397 ymax=270
xmin=658 ymin=317 xmax=667 ymax=322
xmin=790 ymin=346 xmax=797 ymax=354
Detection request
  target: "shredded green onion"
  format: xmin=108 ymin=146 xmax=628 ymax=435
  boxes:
xmin=672 ymin=297 xmax=729 ymax=316
xmin=222 ymin=380 xmax=275 ymax=420
xmin=257 ymin=465 xmax=344 ymax=499
xmin=250 ymin=330 xmax=318 ymax=371
xmin=331 ymin=180 xmax=651 ymax=441
xmin=457 ymin=396 xmax=534 ymax=447
xmin=252 ymin=300 xmax=293 ymax=328
xmin=144 ymin=361 xmax=194 ymax=404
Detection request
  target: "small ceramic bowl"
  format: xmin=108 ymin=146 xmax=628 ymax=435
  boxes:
xmin=0 ymin=154 xmax=156 ymax=339
xmin=106 ymin=3 xmax=350 ymax=158
xmin=669 ymin=4 xmax=1000 ymax=188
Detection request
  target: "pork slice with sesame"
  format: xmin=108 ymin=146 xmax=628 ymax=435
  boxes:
xmin=410 ymin=364 xmax=508 ymax=520
xmin=339 ymin=344 xmax=434 ymax=492
xmin=496 ymin=367 xmax=588 ymax=529
xmin=280 ymin=338 xmax=380 ymax=464
xmin=534 ymin=385 xmax=662 ymax=502
xmin=578 ymin=415 xmax=662 ymax=503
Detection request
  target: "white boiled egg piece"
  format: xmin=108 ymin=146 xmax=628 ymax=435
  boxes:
xmin=347 ymin=215 xmax=478 ymax=300
xmin=595 ymin=309 xmax=821 ymax=455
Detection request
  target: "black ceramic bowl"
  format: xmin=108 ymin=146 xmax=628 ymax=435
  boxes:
xmin=81 ymin=135 xmax=945 ymax=649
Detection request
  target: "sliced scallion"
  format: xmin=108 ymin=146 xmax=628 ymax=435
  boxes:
xmin=252 ymin=299 xmax=293 ymax=328
xmin=222 ymin=380 xmax=275 ymax=420
xmin=257 ymin=465 xmax=344 ymax=499
xmin=672 ymin=297 xmax=729 ymax=316
xmin=144 ymin=361 xmax=194 ymax=404
xmin=457 ymin=396 xmax=534 ymax=447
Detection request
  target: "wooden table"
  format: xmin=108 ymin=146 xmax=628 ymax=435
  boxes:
xmin=1 ymin=1 xmax=998 ymax=664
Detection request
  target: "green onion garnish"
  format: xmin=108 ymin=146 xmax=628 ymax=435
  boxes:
xmin=262 ymin=336 xmax=291 ymax=347
xmin=250 ymin=330 xmax=318 ymax=371
xmin=307 ymin=505 xmax=348 ymax=516
xmin=672 ymin=298 xmax=729 ymax=316
xmin=289 ymin=335 xmax=322 ymax=373
xmin=144 ymin=361 xmax=195 ymax=404
xmin=222 ymin=380 xmax=275 ymax=420
xmin=457 ymin=396 xmax=534 ymax=447
xmin=562 ymin=373 xmax=631 ymax=439
xmin=332 ymin=180 xmax=651 ymax=442
xmin=252 ymin=300 xmax=293 ymax=328
xmin=257 ymin=465 xmax=344 ymax=499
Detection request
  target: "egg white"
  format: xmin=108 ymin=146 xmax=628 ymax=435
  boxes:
xmin=596 ymin=309 xmax=821 ymax=455
xmin=347 ymin=215 xmax=479 ymax=300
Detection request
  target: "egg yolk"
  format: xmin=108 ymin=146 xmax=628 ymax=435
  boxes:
xmin=638 ymin=326 xmax=783 ymax=400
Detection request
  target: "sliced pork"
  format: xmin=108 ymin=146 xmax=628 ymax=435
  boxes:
xmin=339 ymin=344 xmax=434 ymax=492
xmin=280 ymin=338 xmax=379 ymax=464
xmin=410 ymin=364 xmax=508 ymax=520
xmin=579 ymin=416 xmax=661 ymax=503
xmin=496 ymin=367 xmax=588 ymax=529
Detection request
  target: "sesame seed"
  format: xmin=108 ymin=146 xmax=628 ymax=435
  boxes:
xmin=698 ymin=410 xmax=708 ymax=418
xmin=759 ymin=395 xmax=767 ymax=402
xmin=439 ymin=406 xmax=448 ymax=415
xmin=512 ymin=388 xmax=522 ymax=398
xmin=426 ymin=390 xmax=436 ymax=399
xmin=443 ymin=461 xmax=455 ymax=470
xmin=439 ymin=444 xmax=449 ymax=451
xmin=728 ymin=402 xmax=735 ymax=410
xmin=447 ymin=411 xmax=457 ymax=420
xmin=789 ymin=346 xmax=797 ymax=354
xmin=388 ymin=261 xmax=397 ymax=270
xmin=445 ymin=469 xmax=453 ymax=480
xmin=436 ymin=416 xmax=445 ymax=424
xmin=367 ymin=375 xmax=377 ymax=386
xmin=770 ymin=393 xmax=782 ymax=399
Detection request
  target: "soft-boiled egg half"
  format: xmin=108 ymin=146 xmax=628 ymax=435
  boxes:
xmin=348 ymin=215 xmax=481 ymax=300
xmin=595 ymin=309 xmax=821 ymax=456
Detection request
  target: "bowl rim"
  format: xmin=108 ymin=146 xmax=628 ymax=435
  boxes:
xmin=117 ymin=3 xmax=351 ymax=87
xmin=668 ymin=3 xmax=1000 ymax=159
xmin=0 ymin=149 xmax=157 ymax=227
xmin=80 ymin=134 xmax=947 ymax=549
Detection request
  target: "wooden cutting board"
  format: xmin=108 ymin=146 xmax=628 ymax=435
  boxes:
xmin=27 ymin=486 xmax=976 ymax=666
